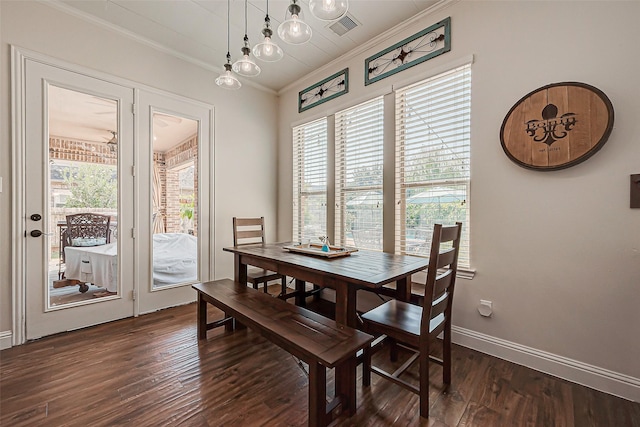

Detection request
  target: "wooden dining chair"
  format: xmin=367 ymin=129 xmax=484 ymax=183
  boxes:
xmin=233 ymin=217 xmax=287 ymax=297
xmin=361 ymin=222 xmax=462 ymax=418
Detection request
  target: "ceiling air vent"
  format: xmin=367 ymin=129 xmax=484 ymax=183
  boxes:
xmin=328 ymin=13 xmax=359 ymax=36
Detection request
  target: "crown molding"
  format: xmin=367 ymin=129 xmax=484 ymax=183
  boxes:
xmin=39 ymin=0 xmax=277 ymax=95
xmin=277 ymin=0 xmax=460 ymax=95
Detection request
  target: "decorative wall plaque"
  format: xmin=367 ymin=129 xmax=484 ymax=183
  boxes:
xmin=365 ymin=17 xmax=451 ymax=86
xmin=298 ymin=68 xmax=348 ymax=113
xmin=500 ymin=82 xmax=614 ymax=171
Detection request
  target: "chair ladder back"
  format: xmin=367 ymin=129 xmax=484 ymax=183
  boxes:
xmin=421 ymin=222 xmax=462 ymax=337
xmin=433 ymin=269 xmax=453 ymax=300
xmin=233 ymin=217 xmax=266 ymax=247
xmin=436 ymin=247 xmax=456 ymax=269
xmin=430 ymin=291 xmax=450 ymax=320
xmin=439 ymin=225 xmax=460 ymax=243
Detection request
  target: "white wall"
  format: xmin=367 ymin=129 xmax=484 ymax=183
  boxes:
xmin=277 ymin=1 xmax=640 ymax=400
xmin=0 ymin=1 xmax=279 ymax=345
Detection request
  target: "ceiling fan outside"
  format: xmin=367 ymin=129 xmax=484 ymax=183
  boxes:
xmin=104 ymin=130 xmax=117 ymax=152
xmin=154 ymin=113 xmax=183 ymax=128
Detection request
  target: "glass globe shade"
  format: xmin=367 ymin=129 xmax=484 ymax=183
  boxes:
xmin=253 ymin=37 xmax=284 ymax=62
xmin=309 ymin=0 xmax=348 ymax=21
xmin=277 ymin=15 xmax=312 ymax=45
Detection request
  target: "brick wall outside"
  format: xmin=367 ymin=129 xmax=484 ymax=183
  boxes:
xmin=156 ymin=134 xmax=198 ymax=235
xmin=49 ymin=137 xmax=117 ymax=165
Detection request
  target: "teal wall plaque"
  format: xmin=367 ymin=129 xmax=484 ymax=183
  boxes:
xmin=365 ymin=17 xmax=451 ymax=86
xmin=298 ymin=68 xmax=349 ymax=113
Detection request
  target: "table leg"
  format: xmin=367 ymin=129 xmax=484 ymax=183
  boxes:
xmin=234 ymin=254 xmax=248 ymax=284
xmin=295 ymin=279 xmax=306 ymax=307
xmin=396 ymin=275 xmax=411 ymax=302
xmin=231 ymin=256 xmax=248 ymax=330
xmin=334 ymin=284 xmax=357 ymax=328
xmin=197 ymin=293 xmax=206 ymax=340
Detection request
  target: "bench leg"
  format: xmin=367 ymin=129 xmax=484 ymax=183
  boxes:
xmin=197 ymin=293 xmax=235 ymax=336
xmin=362 ymin=346 xmax=371 ymax=387
xmin=308 ymin=361 xmax=327 ymax=427
xmin=335 ymin=357 xmax=357 ymax=417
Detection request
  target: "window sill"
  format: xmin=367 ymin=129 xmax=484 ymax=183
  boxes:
xmin=457 ymin=268 xmax=476 ymax=280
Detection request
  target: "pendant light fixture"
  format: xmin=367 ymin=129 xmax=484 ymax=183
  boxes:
xmin=309 ymin=0 xmax=348 ymax=21
xmin=233 ymin=0 xmax=261 ymax=77
xmin=253 ymin=0 xmax=284 ymax=62
xmin=215 ymin=0 xmax=241 ymax=90
xmin=277 ymin=0 xmax=312 ymax=45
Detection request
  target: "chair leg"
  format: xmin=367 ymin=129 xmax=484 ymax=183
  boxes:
xmin=419 ymin=341 xmax=430 ymax=418
xmin=443 ymin=327 xmax=452 ymax=385
xmin=263 ymin=280 xmax=269 ymax=293
xmin=362 ymin=345 xmax=371 ymax=387
xmin=280 ymin=276 xmax=287 ymax=297
xmin=389 ymin=338 xmax=398 ymax=362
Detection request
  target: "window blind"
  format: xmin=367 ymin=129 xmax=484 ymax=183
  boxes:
xmin=394 ymin=64 xmax=471 ymax=267
xmin=335 ymin=96 xmax=384 ymax=250
xmin=292 ymin=118 xmax=328 ymax=243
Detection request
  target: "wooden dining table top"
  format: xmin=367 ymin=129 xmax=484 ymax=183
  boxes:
xmin=223 ymin=242 xmax=429 ymax=289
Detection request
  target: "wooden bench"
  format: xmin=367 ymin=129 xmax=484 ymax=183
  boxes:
xmin=192 ymin=279 xmax=373 ymax=427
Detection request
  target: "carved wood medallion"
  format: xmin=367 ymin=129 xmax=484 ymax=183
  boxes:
xmin=500 ymin=82 xmax=614 ymax=171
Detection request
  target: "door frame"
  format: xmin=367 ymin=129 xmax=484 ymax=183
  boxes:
xmin=11 ymin=46 xmax=215 ymax=345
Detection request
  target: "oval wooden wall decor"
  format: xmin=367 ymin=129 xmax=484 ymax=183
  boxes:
xmin=500 ymin=82 xmax=614 ymax=171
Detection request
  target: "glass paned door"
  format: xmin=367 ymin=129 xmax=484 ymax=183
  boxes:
xmin=24 ymin=60 xmax=135 ymax=339
xmin=136 ymin=90 xmax=213 ymax=315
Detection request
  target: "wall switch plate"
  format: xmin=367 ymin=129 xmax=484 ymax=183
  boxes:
xmin=631 ymin=174 xmax=640 ymax=208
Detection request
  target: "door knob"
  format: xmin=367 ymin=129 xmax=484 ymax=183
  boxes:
xmin=30 ymin=230 xmax=53 ymax=237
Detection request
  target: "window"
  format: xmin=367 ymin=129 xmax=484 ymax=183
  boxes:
xmin=292 ymin=118 xmax=328 ymax=242
xmin=335 ymin=97 xmax=384 ymax=250
xmin=395 ymin=64 xmax=471 ymax=267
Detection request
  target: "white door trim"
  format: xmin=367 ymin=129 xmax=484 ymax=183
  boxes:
xmin=11 ymin=46 xmax=28 ymax=346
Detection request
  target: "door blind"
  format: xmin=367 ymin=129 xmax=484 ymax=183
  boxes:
xmin=292 ymin=118 xmax=328 ymax=242
xmin=394 ymin=64 xmax=471 ymax=267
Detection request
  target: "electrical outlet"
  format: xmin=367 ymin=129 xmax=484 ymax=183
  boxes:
xmin=478 ymin=299 xmax=493 ymax=317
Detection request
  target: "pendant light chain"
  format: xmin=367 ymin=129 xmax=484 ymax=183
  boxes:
xmin=226 ymin=0 xmax=231 ymax=60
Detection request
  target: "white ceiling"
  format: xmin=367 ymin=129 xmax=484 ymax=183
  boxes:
xmin=55 ymin=0 xmax=442 ymax=93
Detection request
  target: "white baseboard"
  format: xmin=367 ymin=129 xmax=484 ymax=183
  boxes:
xmin=0 ymin=331 xmax=12 ymax=350
xmin=452 ymin=326 xmax=640 ymax=403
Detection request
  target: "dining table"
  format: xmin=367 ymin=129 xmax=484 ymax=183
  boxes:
xmin=222 ymin=241 xmax=430 ymax=419
xmin=223 ymin=242 xmax=430 ymax=329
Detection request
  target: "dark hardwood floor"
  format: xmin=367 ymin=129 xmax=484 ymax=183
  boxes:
xmin=1 ymin=301 xmax=638 ymax=426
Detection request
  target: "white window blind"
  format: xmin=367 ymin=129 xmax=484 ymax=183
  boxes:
xmin=395 ymin=64 xmax=471 ymax=267
xmin=293 ymin=118 xmax=328 ymax=243
xmin=335 ymin=97 xmax=384 ymax=250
